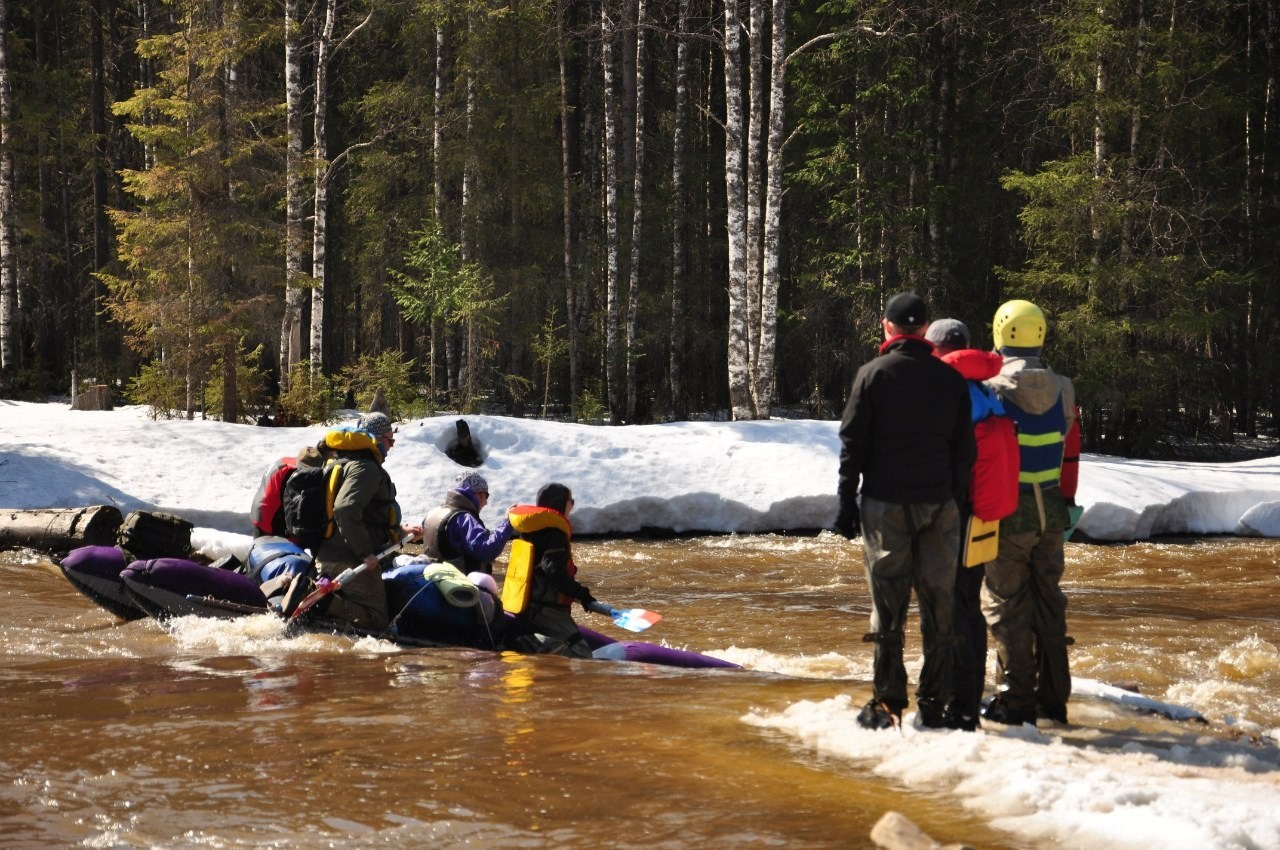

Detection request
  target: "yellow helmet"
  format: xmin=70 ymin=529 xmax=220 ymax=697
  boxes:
xmin=993 ymin=299 xmax=1046 ymax=349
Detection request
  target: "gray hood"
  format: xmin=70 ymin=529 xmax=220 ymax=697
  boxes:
xmin=987 ymin=356 xmax=1076 ymax=419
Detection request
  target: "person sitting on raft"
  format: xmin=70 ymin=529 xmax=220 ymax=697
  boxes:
xmin=420 ymin=471 xmax=513 ymax=575
xmin=503 ymin=482 xmax=599 ymax=658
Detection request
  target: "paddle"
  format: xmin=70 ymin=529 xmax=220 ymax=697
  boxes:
xmin=288 ymin=540 xmax=406 ymax=621
xmin=585 ymin=599 xmax=662 ymax=633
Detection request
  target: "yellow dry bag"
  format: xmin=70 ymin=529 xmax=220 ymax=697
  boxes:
xmin=963 ymin=515 xmax=999 ymax=568
xmin=501 ymin=539 xmax=536 ymax=615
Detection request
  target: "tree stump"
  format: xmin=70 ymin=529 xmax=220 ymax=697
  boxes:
xmin=72 ymin=385 xmax=114 ymax=411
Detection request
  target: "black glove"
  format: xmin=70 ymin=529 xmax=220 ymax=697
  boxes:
xmin=834 ymin=504 xmax=861 ymax=539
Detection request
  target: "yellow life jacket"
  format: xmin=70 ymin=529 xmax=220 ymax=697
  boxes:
xmin=500 ymin=505 xmax=571 ymax=615
xmin=324 ymin=427 xmax=384 ymax=463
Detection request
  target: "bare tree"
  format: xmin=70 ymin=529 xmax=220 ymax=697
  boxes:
xmin=667 ymin=0 xmax=690 ymax=420
xmin=279 ymin=0 xmax=307 ymax=386
xmin=602 ymin=0 xmax=623 ymax=422
xmin=309 ymin=0 xmax=377 ymax=375
xmin=0 ymin=0 xmax=16 ymax=385
xmin=753 ymin=0 xmax=786 ymax=416
xmin=723 ymin=0 xmax=752 ymax=420
xmin=624 ymin=0 xmax=648 ymax=420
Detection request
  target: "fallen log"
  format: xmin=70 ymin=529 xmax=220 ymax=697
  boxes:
xmin=0 ymin=506 xmax=124 ymax=552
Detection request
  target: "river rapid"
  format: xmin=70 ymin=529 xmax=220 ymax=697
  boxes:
xmin=2 ymin=535 xmax=1278 ymax=849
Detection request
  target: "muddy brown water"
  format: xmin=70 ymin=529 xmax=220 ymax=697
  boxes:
xmin=2 ymin=535 xmax=1278 ymax=849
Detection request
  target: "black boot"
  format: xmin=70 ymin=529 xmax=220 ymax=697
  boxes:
xmin=981 ymin=696 xmax=1036 ymax=726
xmin=857 ymin=699 xmax=902 ymax=730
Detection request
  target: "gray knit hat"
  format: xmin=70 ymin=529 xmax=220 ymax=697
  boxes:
xmin=925 ymin=318 xmax=971 ymax=351
xmin=357 ymin=411 xmax=393 ymax=437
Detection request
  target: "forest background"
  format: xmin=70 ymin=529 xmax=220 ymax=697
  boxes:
xmin=0 ymin=0 xmax=1275 ymax=459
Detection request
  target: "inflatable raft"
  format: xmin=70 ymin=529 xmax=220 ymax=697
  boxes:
xmin=56 ymin=539 xmax=738 ymax=670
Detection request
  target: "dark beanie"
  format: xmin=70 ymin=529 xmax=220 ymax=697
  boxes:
xmin=536 ymin=482 xmax=573 ymax=514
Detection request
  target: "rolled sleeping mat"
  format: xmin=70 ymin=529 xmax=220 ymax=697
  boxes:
xmin=58 ymin=545 xmax=144 ymax=621
xmin=122 ymin=558 xmax=270 ymax=620
xmin=424 ymin=563 xmax=479 ymax=608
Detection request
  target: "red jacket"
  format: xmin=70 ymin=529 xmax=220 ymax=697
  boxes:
xmin=940 ymin=348 xmax=1020 ymax=521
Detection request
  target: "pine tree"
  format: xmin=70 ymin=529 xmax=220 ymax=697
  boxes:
xmin=104 ymin=0 xmax=280 ymax=420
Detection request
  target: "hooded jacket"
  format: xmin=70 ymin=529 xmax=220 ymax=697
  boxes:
xmin=985 ymin=354 xmax=1081 ymax=533
xmin=987 ymin=355 xmax=1078 ymax=494
xmin=317 ymin=432 xmax=401 ymax=563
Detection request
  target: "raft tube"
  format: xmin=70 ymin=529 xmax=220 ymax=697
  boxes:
xmin=122 ymin=558 xmax=270 ymax=620
xmin=57 ymin=545 xmax=144 ymax=621
xmin=578 ymin=625 xmax=740 ymax=669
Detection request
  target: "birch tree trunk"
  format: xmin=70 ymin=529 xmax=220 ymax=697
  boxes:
xmin=753 ymin=0 xmax=786 ymax=417
xmin=745 ymin=0 xmax=765 ymax=394
xmin=90 ymin=0 xmax=109 ymax=372
xmin=460 ymin=12 xmax=478 ymax=405
xmin=624 ymin=0 xmax=648 ymax=421
xmin=557 ymin=0 xmax=582 ymax=411
xmin=602 ymin=0 xmax=623 ymax=423
xmin=668 ymin=0 xmax=689 ymax=421
xmin=434 ymin=23 xmax=456 ymax=398
xmin=309 ymin=0 xmax=336 ymax=376
xmin=279 ymin=0 xmax=307 ymax=387
xmin=0 ymin=0 xmax=16 ymax=380
xmin=723 ymin=0 xmax=753 ymax=420
xmin=309 ymin=0 xmax=374 ymax=378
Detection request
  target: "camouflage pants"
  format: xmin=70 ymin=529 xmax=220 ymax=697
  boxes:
xmin=981 ymin=525 xmax=1071 ymax=715
xmin=859 ymin=496 xmax=960 ymax=714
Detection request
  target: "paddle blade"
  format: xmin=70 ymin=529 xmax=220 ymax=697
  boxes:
xmin=612 ymin=608 xmax=661 ymax=633
xmin=288 ymin=580 xmax=335 ymax=621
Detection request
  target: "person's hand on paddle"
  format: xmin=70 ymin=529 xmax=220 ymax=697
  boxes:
xmin=834 ymin=503 xmax=861 ymax=539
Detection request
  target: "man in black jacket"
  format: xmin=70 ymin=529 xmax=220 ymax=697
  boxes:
xmin=836 ymin=292 xmax=976 ymax=730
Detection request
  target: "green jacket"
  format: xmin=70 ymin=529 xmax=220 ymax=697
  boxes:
xmin=319 ymin=447 xmax=400 ymax=563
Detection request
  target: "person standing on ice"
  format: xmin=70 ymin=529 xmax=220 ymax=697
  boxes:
xmin=835 ymin=292 xmax=975 ymax=730
xmin=925 ymin=318 xmax=1020 ymax=731
xmin=980 ymin=299 xmax=1081 ymax=726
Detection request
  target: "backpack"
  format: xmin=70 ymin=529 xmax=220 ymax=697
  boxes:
xmin=280 ymin=461 xmax=346 ymax=552
xmin=117 ymin=510 xmax=194 ymax=562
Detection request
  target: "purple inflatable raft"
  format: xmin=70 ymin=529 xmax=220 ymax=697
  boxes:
xmin=57 ymin=542 xmax=739 ymax=671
